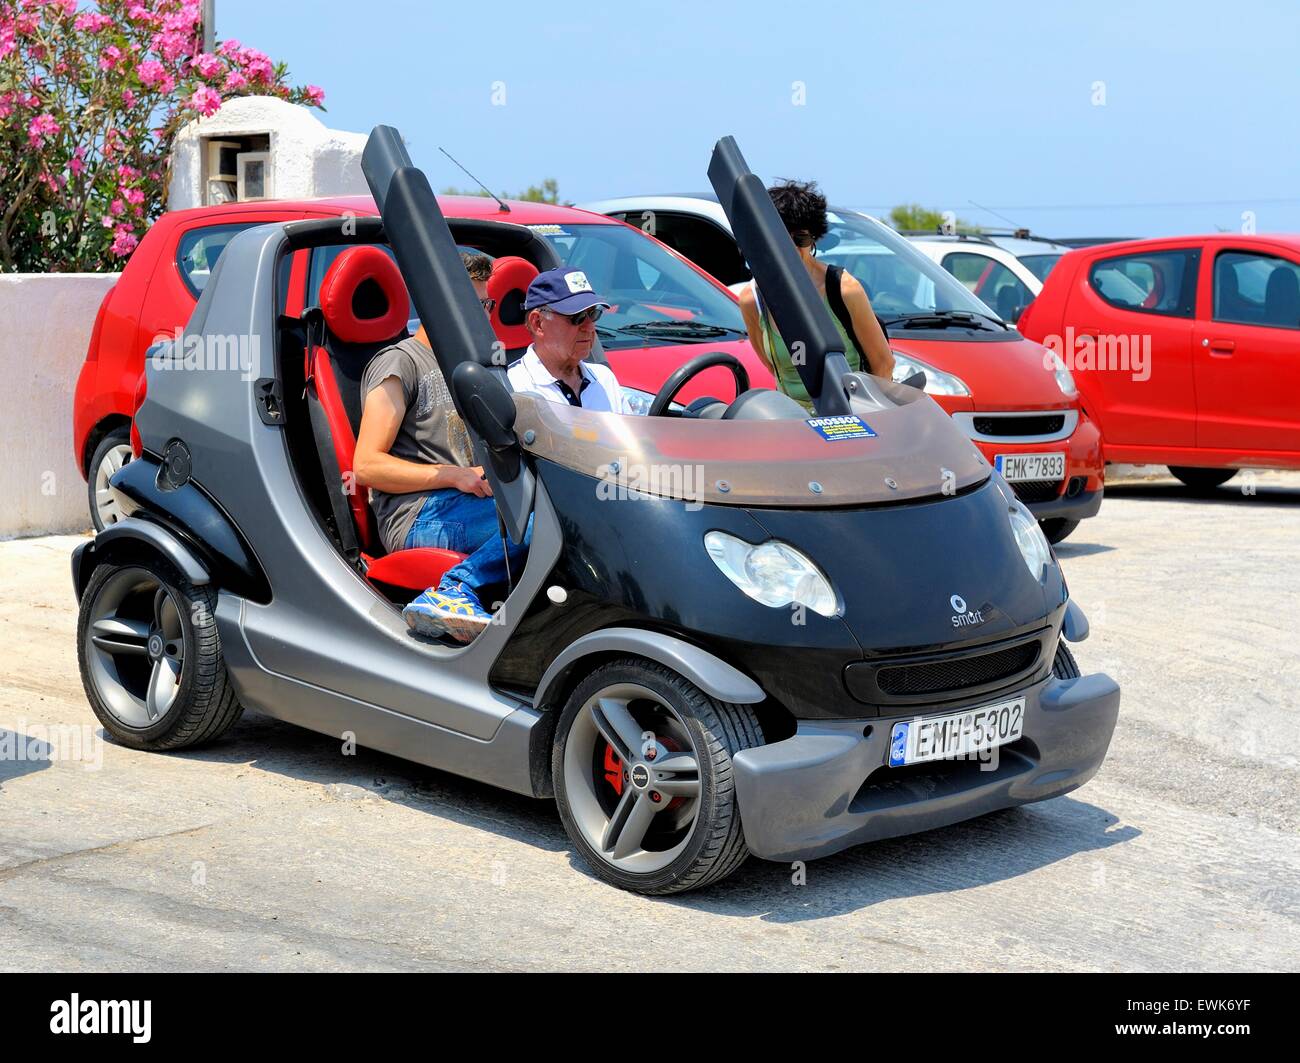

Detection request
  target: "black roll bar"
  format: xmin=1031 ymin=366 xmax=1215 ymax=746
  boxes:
xmin=708 ymin=136 xmax=852 ymax=416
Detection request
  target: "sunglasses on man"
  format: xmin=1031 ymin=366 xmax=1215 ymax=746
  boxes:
xmin=544 ymin=305 xmax=604 ymax=327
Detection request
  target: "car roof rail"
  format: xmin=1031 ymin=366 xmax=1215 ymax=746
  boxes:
xmin=708 ymin=136 xmax=852 ymax=416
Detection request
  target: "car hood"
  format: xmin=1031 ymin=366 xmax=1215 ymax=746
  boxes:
xmin=748 ymin=478 xmax=1066 ymax=654
xmin=891 ymin=335 xmax=1076 ymax=410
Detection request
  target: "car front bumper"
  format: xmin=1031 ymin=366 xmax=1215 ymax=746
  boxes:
xmin=1025 ymin=485 xmax=1103 ymax=522
xmin=731 ymin=671 xmax=1120 ymax=863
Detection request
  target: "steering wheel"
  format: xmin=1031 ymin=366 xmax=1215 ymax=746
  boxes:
xmin=647 ymin=351 xmax=750 ymax=417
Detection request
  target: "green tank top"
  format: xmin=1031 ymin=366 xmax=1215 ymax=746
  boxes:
xmin=755 ymin=284 xmax=864 ymax=412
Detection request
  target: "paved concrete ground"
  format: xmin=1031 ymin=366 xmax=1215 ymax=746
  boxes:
xmin=2 ymin=469 xmax=1297 ymax=971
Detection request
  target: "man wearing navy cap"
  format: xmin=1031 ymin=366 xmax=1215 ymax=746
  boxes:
xmin=507 ymin=268 xmax=631 ymax=412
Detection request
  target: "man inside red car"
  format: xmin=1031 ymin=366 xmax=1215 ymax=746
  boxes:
xmin=354 ymin=252 xmax=527 ymax=643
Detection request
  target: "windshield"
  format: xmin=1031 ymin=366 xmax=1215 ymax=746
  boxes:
xmin=533 ymin=223 xmax=746 ymax=349
xmin=819 ymin=211 xmax=998 ymax=322
xmin=1019 ymin=253 xmax=1063 ymax=283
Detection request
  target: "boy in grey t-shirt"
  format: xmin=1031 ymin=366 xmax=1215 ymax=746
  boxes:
xmin=353 ymin=253 xmax=526 ymax=642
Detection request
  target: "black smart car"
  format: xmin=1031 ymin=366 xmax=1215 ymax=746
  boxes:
xmin=72 ymin=128 xmax=1120 ymax=894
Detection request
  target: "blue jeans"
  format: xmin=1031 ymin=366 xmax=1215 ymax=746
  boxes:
xmin=404 ymin=488 xmax=530 ymax=595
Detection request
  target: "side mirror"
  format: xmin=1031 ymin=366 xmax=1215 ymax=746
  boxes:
xmin=451 ymin=361 xmax=521 ymax=483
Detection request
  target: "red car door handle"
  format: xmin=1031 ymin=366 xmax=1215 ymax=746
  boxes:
xmin=1202 ymin=338 xmax=1235 ymax=354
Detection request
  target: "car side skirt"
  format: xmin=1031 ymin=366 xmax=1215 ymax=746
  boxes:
xmin=1105 ymin=444 xmax=1300 ymax=471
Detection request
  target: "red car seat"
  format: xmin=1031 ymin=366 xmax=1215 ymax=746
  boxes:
xmin=486 ymin=255 xmax=539 ymax=359
xmin=305 ymin=246 xmax=466 ymax=593
xmin=486 ymin=254 xmax=610 ymax=367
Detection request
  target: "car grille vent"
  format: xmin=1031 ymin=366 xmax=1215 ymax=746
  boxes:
xmin=973 ymin=414 xmax=1066 ymax=436
xmin=1012 ymin=479 xmax=1063 ymax=503
xmin=876 ymin=640 xmax=1041 ymax=697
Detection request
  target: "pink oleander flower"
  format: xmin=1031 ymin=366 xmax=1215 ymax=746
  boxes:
xmin=118 ymin=163 xmax=140 ymax=180
xmin=111 ymin=229 xmax=140 ymax=257
xmin=304 ymin=85 xmax=325 ymax=106
xmin=99 ymin=44 xmax=122 ymax=70
xmin=75 ymin=11 xmax=113 ymax=32
xmin=136 ymin=59 xmax=165 ymax=87
xmin=237 ymin=47 xmax=273 ymax=82
xmin=123 ymin=187 xmax=145 ymax=205
xmin=110 ymin=198 xmax=125 ymax=215
xmin=189 ymin=84 xmax=222 ymax=117
xmin=27 ymin=112 xmax=59 ymax=146
xmin=153 ymin=29 xmax=192 ymax=63
xmin=162 ymin=6 xmax=200 ymax=33
xmin=126 ymin=4 xmax=152 ymax=21
xmin=222 ymin=69 xmax=247 ymax=91
xmin=121 ymin=88 xmax=137 ymax=108
xmin=191 ymin=51 xmax=222 ymax=79
xmin=216 ymin=38 xmax=242 ymax=57
xmin=69 ymin=155 xmax=85 ymax=175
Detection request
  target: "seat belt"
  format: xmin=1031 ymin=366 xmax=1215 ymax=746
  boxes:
xmin=302 ymin=318 xmax=362 ymax=566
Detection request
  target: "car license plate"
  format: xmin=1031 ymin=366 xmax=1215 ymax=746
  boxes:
xmin=995 ymin=452 xmax=1065 ymax=482
xmin=888 ymin=697 xmax=1026 ymax=767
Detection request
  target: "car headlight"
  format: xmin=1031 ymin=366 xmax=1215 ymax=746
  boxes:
xmin=891 ymin=351 xmax=970 ymax=396
xmin=622 ymin=387 xmax=684 ymax=417
xmin=1044 ymin=348 xmax=1078 ymax=398
xmin=704 ymin=531 xmax=839 ymax=617
xmin=1008 ymin=503 xmax=1052 ymax=581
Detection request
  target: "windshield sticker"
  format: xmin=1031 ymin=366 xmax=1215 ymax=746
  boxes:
xmin=527 ymin=224 xmax=569 ymax=236
xmin=807 ymin=415 xmax=876 ymax=442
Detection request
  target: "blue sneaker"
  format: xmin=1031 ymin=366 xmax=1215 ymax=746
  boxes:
xmin=402 ymin=581 xmax=492 ymax=643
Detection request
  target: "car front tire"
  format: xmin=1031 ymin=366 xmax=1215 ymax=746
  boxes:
xmin=1168 ymin=466 xmax=1236 ymax=491
xmin=1039 ymin=517 xmax=1079 ymax=544
xmin=552 ymin=658 xmax=763 ymax=895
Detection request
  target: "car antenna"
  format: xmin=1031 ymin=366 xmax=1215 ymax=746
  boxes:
xmin=439 ymin=147 xmax=510 ymax=213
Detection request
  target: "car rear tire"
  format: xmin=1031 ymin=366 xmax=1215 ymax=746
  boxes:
xmin=77 ymin=556 xmax=243 ymax=751
xmin=87 ymin=426 xmax=133 ymax=532
xmin=1039 ymin=518 xmax=1079 ymax=544
xmin=552 ymin=657 xmax=764 ymax=895
xmin=1051 ymin=640 xmax=1081 ymax=680
xmin=1168 ymin=466 xmax=1236 ymax=490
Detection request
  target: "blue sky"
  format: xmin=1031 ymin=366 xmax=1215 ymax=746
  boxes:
xmin=219 ymin=0 xmax=1300 ymax=238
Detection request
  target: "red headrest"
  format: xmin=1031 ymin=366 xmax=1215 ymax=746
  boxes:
xmin=487 ymin=255 xmax=540 ymax=350
xmin=319 ymin=246 xmax=409 ymax=345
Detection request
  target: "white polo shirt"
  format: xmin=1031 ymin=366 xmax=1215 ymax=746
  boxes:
xmin=507 ymin=346 xmax=631 ymax=413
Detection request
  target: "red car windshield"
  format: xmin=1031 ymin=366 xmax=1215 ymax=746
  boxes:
xmin=534 ymin=223 xmax=746 ymax=348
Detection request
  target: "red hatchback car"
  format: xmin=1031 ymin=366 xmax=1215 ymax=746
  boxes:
xmin=1018 ymin=234 xmax=1300 ymax=487
xmin=73 ymin=195 xmax=770 ymax=529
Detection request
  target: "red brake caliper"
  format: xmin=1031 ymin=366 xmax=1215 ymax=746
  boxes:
xmin=601 ymin=736 xmax=686 ymax=811
xmin=602 ymin=744 xmax=623 ymax=796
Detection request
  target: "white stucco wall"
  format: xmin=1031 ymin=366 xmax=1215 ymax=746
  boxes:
xmin=169 ymin=96 xmax=368 ymax=210
xmin=1 ymin=273 xmax=118 ymax=538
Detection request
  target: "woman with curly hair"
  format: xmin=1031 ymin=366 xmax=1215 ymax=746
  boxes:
xmin=739 ymin=179 xmax=894 ymax=410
